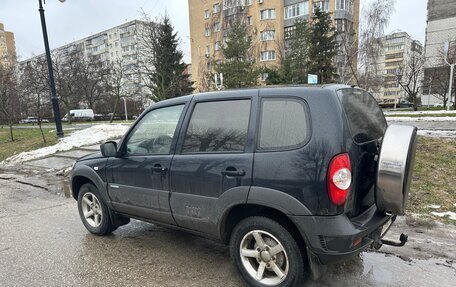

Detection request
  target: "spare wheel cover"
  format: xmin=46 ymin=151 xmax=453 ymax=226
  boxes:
xmin=376 ymin=125 xmax=417 ymax=215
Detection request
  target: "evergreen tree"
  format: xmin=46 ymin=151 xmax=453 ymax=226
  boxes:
xmin=219 ymin=21 xmax=258 ymax=89
xmin=287 ymin=19 xmax=310 ymax=84
xmin=143 ymin=15 xmax=193 ymax=101
xmin=307 ymin=8 xmax=339 ymax=84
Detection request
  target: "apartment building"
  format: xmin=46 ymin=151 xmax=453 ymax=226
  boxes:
xmin=423 ymin=0 xmax=456 ymax=106
xmin=188 ymin=0 xmax=360 ymax=91
xmin=21 ymin=20 xmax=148 ymax=101
xmin=373 ymin=32 xmax=424 ymax=106
xmin=0 ymin=22 xmax=17 ymax=66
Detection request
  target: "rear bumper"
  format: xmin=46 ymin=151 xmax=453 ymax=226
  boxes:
xmin=290 ymin=205 xmax=391 ymax=264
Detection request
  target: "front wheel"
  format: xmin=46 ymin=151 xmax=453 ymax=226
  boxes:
xmin=230 ymin=216 xmax=307 ymax=287
xmin=77 ymin=183 xmax=116 ymax=235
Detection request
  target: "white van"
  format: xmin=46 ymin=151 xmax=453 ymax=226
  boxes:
xmin=62 ymin=109 xmax=94 ymax=121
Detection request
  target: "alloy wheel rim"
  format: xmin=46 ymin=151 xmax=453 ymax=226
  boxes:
xmin=81 ymin=192 xmax=103 ymax=228
xmin=239 ymin=230 xmax=289 ymax=285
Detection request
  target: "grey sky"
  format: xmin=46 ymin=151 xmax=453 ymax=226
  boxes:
xmin=1 ymin=0 xmax=427 ymax=63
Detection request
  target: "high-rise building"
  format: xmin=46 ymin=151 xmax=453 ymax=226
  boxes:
xmin=21 ymin=20 xmax=150 ymax=104
xmin=188 ymin=0 xmax=360 ymax=92
xmin=423 ymin=0 xmax=456 ymax=106
xmin=373 ymin=32 xmax=423 ymax=107
xmin=0 ymin=22 xmax=17 ymax=66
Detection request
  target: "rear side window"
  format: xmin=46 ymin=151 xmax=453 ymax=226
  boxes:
xmin=339 ymin=89 xmax=387 ymax=144
xmin=182 ymin=99 xmax=251 ymax=153
xmin=258 ymin=98 xmax=310 ymax=150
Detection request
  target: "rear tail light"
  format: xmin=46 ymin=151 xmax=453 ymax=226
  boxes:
xmin=327 ymin=153 xmax=352 ymax=206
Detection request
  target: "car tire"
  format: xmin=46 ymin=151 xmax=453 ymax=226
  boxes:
xmin=230 ymin=216 xmax=307 ymax=287
xmin=77 ymin=183 xmax=116 ymax=235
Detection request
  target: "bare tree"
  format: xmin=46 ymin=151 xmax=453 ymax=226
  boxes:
xmin=0 ymin=62 xmax=20 ymax=141
xmin=357 ymin=0 xmax=395 ymax=92
xmin=19 ymin=58 xmax=51 ymax=143
xmin=79 ymin=57 xmax=109 ymax=110
xmin=53 ymin=50 xmax=84 ymax=123
xmin=396 ymin=52 xmax=426 ymax=111
xmin=107 ymin=59 xmax=127 ymax=123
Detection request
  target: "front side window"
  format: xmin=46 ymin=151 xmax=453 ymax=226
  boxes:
xmin=182 ymin=100 xmax=251 ymax=153
xmin=126 ymin=105 xmax=184 ymax=155
xmin=258 ymin=99 xmax=310 ymax=150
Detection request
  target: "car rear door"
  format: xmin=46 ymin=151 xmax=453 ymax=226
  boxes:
xmin=169 ymin=91 xmax=257 ymax=236
xmin=106 ymin=103 xmax=188 ymax=225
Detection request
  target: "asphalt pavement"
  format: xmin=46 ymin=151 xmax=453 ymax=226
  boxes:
xmin=0 ymin=170 xmax=455 ymax=287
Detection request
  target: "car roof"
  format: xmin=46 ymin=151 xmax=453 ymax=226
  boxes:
xmin=147 ymin=84 xmax=352 ymax=109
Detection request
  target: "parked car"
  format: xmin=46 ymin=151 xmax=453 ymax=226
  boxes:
xmin=71 ymin=86 xmax=417 ymax=287
xmin=19 ymin=117 xmax=49 ymax=124
xmin=399 ymin=100 xmax=414 ymax=108
xmin=62 ymin=109 xmax=94 ymax=121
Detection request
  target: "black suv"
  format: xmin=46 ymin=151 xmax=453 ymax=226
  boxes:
xmin=71 ymin=85 xmax=417 ymax=287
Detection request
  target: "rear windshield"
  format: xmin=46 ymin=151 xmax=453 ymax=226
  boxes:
xmin=338 ymin=88 xmax=387 ymax=144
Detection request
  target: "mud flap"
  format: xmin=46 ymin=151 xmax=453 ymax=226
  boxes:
xmin=306 ymin=247 xmax=327 ymax=280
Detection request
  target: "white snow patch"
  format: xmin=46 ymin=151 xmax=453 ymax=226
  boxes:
xmin=454 ymin=203 xmax=456 ymax=207
xmin=427 ymin=205 xmax=441 ymax=209
xmin=386 ymin=116 xmax=456 ymax=122
xmin=384 ymin=110 xmax=456 ymax=116
xmin=2 ymin=124 xmax=129 ymax=164
xmin=417 ymin=130 xmax=456 ymax=138
xmin=431 ymin=211 xmax=456 ymax=221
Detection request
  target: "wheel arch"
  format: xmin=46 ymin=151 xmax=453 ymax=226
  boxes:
xmin=219 ymin=203 xmax=309 ymax=257
xmin=71 ymin=165 xmax=109 ymax=204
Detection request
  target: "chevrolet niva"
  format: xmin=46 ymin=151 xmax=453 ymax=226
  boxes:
xmin=71 ymin=85 xmax=417 ymax=287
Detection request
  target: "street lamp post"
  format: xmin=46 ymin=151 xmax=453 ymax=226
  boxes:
xmin=38 ymin=0 xmax=64 ymax=137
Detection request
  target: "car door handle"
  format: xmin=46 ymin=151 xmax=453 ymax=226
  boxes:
xmin=221 ymin=168 xmax=246 ymax=177
xmin=151 ymin=164 xmax=168 ymax=173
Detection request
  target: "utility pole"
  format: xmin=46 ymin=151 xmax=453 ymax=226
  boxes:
xmin=38 ymin=0 xmax=65 ymax=137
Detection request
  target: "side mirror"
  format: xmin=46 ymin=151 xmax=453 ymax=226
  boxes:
xmin=100 ymin=141 xmax=118 ymax=157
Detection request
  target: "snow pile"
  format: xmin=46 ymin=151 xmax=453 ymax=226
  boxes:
xmin=427 ymin=205 xmax=441 ymax=209
xmin=417 ymin=130 xmax=456 ymax=138
xmin=431 ymin=211 xmax=456 ymax=221
xmin=386 ymin=116 xmax=456 ymax=122
xmin=2 ymin=124 xmax=129 ymax=164
xmin=384 ymin=110 xmax=456 ymax=116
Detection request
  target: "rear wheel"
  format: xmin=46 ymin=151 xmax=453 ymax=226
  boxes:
xmin=230 ymin=216 xmax=307 ymax=287
xmin=77 ymin=183 xmax=116 ymax=235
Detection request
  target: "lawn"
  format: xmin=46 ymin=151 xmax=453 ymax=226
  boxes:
xmin=0 ymin=127 xmax=58 ymax=162
xmin=408 ymin=136 xmax=456 ymax=224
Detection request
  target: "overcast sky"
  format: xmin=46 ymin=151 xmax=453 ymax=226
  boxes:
xmin=0 ymin=0 xmax=427 ymax=63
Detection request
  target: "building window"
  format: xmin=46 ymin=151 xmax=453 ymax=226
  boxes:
xmin=385 ymin=53 xmax=404 ymax=60
xmin=215 ymin=41 xmax=221 ymax=51
xmin=204 ymin=9 xmax=210 ymax=19
xmin=260 ymin=9 xmax=276 ymax=20
xmin=336 ymin=0 xmax=353 ymax=13
xmin=213 ymin=3 xmax=221 ymax=13
xmin=284 ymin=26 xmax=296 ymax=39
xmin=260 ymin=73 xmax=269 ymax=81
xmin=260 ymin=50 xmax=276 ymax=61
xmin=313 ymin=0 xmax=329 ymax=12
xmin=205 ymin=28 xmax=210 ymax=37
xmin=284 ymin=1 xmax=308 ymax=19
xmin=385 ymin=45 xmax=404 ymax=52
xmin=386 ymin=68 xmax=401 ymax=75
xmin=213 ymin=22 xmax=221 ymax=32
xmin=245 ymin=0 xmax=252 ymax=5
xmin=260 ymin=30 xmax=275 ymax=41
xmin=247 ymin=16 xmax=253 ymax=25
